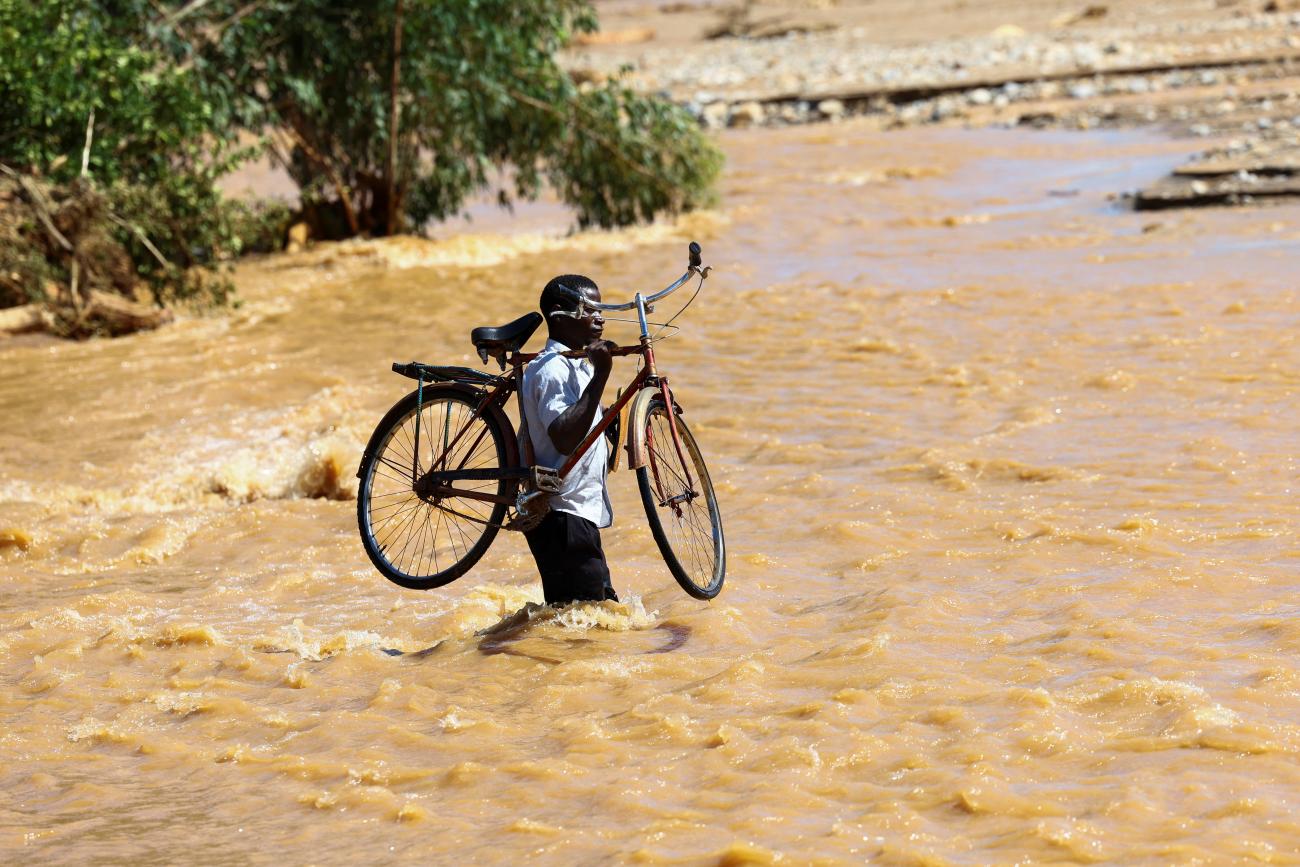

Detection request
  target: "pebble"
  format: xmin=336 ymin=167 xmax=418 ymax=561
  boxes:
xmin=817 ymin=98 xmax=846 ymax=119
xmin=701 ymin=102 xmax=729 ymax=129
xmin=729 ymin=101 xmax=765 ymax=128
xmin=570 ymin=13 xmax=1297 ymax=142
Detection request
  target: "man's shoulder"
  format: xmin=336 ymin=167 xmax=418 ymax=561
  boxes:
xmin=524 ymin=347 xmax=569 ymax=390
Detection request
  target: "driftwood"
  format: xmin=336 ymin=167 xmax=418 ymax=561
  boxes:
xmin=0 ymin=304 xmax=53 ymax=335
xmin=0 ymin=290 xmax=172 ymax=339
xmin=1 ymin=168 xmax=179 ymax=338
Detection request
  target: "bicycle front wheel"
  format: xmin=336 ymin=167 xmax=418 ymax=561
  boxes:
xmin=357 ymin=387 xmax=511 ymax=590
xmin=636 ymin=399 xmax=725 ymax=599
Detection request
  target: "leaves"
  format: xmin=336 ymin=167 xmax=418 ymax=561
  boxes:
xmin=1 ymin=0 xmax=723 ymax=326
xmin=170 ymin=0 xmax=722 ymax=234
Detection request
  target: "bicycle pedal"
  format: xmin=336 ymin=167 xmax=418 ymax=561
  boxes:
xmin=532 ymin=466 xmax=563 ymax=493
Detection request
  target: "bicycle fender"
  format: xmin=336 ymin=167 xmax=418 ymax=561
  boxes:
xmin=625 ymin=386 xmax=662 ymax=471
xmin=356 ymin=382 xmax=519 ymax=479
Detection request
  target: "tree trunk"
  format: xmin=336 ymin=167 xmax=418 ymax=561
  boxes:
xmin=386 ymin=0 xmax=404 ymax=235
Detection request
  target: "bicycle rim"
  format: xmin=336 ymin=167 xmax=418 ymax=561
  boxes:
xmin=358 ymin=389 xmax=507 ymax=589
xmin=637 ymin=401 xmax=725 ymax=599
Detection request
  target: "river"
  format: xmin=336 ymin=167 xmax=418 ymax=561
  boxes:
xmin=2 ymin=124 xmax=1297 ymax=863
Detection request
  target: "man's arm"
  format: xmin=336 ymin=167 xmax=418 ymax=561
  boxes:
xmin=547 ymin=339 xmax=615 ymax=454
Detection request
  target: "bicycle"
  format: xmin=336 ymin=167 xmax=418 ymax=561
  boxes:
xmin=355 ymin=241 xmax=725 ymax=600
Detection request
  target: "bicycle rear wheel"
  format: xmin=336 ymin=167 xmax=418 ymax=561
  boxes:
xmin=357 ymin=387 xmax=511 ymax=590
xmin=636 ymin=399 xmax=725 ymax=599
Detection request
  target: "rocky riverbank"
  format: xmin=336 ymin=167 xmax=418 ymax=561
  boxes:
xmin=575 ymin=0 xmax=1300 ymax=207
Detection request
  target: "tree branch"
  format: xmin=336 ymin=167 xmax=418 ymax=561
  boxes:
xmin=107 ymin=212 xmax=175 ymax=273
xmin=275 ymin=127 xmax=361 ymax=235
xmin=0 ymin=163 xmax=74 ymax=252
xmin=80 ymin=109 xmax=95 ymax=178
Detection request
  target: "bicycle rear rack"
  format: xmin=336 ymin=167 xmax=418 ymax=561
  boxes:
xmin=392 ymin=362 xmax=501 ymax=387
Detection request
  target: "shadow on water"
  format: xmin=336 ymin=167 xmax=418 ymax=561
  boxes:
xmin=260 ymin=606 xmax=691 ymax=664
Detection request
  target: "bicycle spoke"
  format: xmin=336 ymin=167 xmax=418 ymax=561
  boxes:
xmin=360 ymin=391 xmax=512 ymax=587
xmin=641 ymin=404 xmax=720 ymax=593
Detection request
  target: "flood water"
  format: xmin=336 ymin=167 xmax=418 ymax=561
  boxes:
xmin=2 ymin=125 xmax=1298 ymax=864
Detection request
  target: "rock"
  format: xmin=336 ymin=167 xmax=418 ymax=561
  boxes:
xmin=968 ymin=88 xmax=993 ymax=105
xmin=286 ymin=222 xmax=310 ymax=254
xmin=1067 ymin=81 xmax=1098 ymax=100
xmin=817 ymin=98 xmax=845 ymax=119
xmin=729 ymin=101 xmax=766 ymax=128
xmin=701 ymin=102 xmax=730 ymax=129
xmin=990 ymin=24 xmax=1027 ymax=39
xmin=931 ymin=96 xmax=961 ymax=122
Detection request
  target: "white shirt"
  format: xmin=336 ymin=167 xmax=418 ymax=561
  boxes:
xmin=521 ymin=339 xmax=612 ymax=528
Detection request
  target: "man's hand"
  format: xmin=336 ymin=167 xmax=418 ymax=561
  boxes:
xmin=585 ymin=339 xmax=616 ymax=379
xmin=548 ymin=340 xmax=617 ymax=455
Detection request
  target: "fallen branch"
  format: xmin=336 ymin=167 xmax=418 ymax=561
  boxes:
xmin=81 ymin=109 xmax=95 ymax=178
xmin=107 ymin=212 xmax=175 ymax=272
xmin=0 ymin=162 xmax=74 ymax=252
xmin=0 ymin=304 xmax=54 ymax=336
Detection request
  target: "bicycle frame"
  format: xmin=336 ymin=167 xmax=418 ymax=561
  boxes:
xmin=416 ymin=291 xmax=699 ymax=512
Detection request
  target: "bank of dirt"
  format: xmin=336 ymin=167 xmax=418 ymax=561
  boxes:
xmin=575 ymin=0 xmax=1300 ymax=207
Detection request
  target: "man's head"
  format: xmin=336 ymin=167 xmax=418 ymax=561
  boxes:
xmin=540 ymin=274 xmax=604 ymax=349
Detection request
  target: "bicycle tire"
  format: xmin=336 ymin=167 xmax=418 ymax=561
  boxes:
xmin=636 ymin=399 xmax=725 ymax=599
xmin=357 ymin=387 xmax=511 ymax=590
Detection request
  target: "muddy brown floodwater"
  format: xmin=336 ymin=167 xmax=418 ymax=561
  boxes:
xmin=2 ymin=124 xmax=1298 ymax=864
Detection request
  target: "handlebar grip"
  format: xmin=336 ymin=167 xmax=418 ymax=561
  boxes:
xmin=555 ymin=284 xmax=584 ymax=305
xmin=688 ymin=241 xmax=702 ymax=269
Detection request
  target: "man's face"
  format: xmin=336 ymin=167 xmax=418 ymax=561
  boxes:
xmin=552 ymin=285 xmax=605 ymax=348
xmin=577 ymin=286 xmax=604 ymax=342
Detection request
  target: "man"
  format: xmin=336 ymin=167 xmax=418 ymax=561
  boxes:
xmin=520 ymin=274 xmax=619 ymax=606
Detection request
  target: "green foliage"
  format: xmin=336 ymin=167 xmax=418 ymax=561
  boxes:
xmin=0 ymin=0 xmax=721 ymax=334
xmin=0 ymin=0 xmax=217 ymax=186
xmin=549 ymin=82 xmax=723 ymax=229
xmin=0 ymin=0 xmax=278 ymax=314
xmin=167 ymin=0 xmax=722 ymax=234
xmin=224 ymin=199 xmax=296 ymax=256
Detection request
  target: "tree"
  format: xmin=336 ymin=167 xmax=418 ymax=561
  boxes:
xmin=0 ymin=0 xmax=274 ymax=319
xmin=162 ymin=0 xmax=722 ymax=236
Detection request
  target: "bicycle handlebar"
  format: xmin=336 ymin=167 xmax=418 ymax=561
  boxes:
xmin=589 ymin=241 xmax=710 ymax=312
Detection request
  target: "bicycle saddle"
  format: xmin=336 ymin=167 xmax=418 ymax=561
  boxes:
xmin=471 ymin=311 xmax=543 ymax=364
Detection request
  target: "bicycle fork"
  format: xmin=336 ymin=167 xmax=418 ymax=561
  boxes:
xmin=639 ymin=310 xmax=697 ymax=514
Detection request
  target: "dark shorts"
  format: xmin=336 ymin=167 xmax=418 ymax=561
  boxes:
xmin=523 ymin=510 xmax=618 ymax=606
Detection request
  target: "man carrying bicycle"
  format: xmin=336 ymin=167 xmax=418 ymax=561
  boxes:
xmin=520 ymin=274 xmax=620 ymax=606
